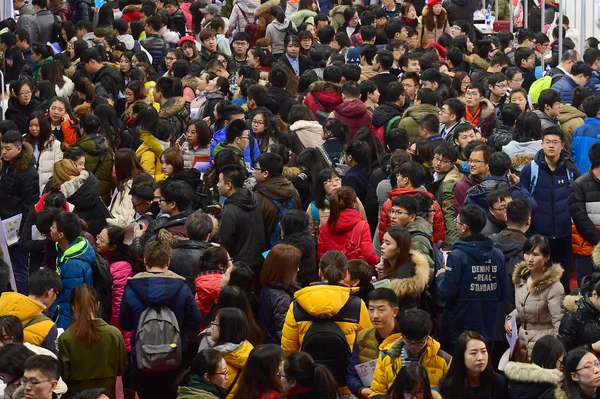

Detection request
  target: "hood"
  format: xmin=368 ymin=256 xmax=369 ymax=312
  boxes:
xmin=290 ymin=120 xmax=325 ymax=147
xmin=117 ymin=34 xmax=136 ymax=51
xmin=453 ymin=237 xmax=497 ymax=263
xmin=236 ymin=0 xmax=259 ymax=13
xmin=335 ymin=99 xmax=370 ymax=118
xmin=255 ymin=0 xmax=280 ymax=15
xmin=0 ymin=293 xmax=46 ymax=322
xmin=489 ymin=230 xmax=526 ymax=259
xmin=19 ymin=3 xmax=35 ymax=16
xmin=224 ymin=188 xmax=258 ymax=211
xmin=127 ymin=270 xmax=188 ymax=306
xmin=255 ymin=176 xmax=296 ymax=202
xmin=390 ymin=250 xmax=430 ymax=298
xmin=308 ymin=81 xmax=342 ymax=107
xmin=468 ymin=176 xmax=510 ymax=196
xmin=533 ymin=148 xmax=575 ymax=172
xmin=96 ymin=64 xmax=123 ymax=84
xmin=563 ymin=294 xmax=581 ymax=313
xmin=407 ymin=216 xmax=433 ymax=238
xmin=327 ymin=208 xmax=365 ymax=234
xmin=271 ymin=18 xmax=291 ymax=31
xmin=214 ymin=340 xmax=253 ymax=368
xmin=512 ymin=261 xmax=563 ymax=292
xmin=331 ymin=4 xmax=348 ymax=16
xmin=294 ymin=283 xmax=355 ymax=317
xmin=478 ymin=98 xmax=496 ymax=120
xmin=171 ymin=168 xmax=201 ymax=190
xmin=402 ymin=104 xmax=440 ymax=124
xmin=558 ymin=104 xmax=586 ymax=124
xmin=182 ymin=75 xmax=201 ymax=91
xmin=466 ymin=53 xmax=489 ymax=71
xmin=159 ymin=97 xmax=187 ymax=119
xmin=60 ymin=170 xmax=90 ymax=198
xmin=388 ymin=187 xmax=434 ymax=202
xmin=59 ymin=236 xmax=96 ymax=265
xmin=122 ymin=3 xmax=141 ymax=13
xmin=9 ymin=142 xmax=35 ymax=174
xmin=372 ymin=102 xmax=404 ymax=127
xmin=505 ymin=362 xmax=563 ymax=399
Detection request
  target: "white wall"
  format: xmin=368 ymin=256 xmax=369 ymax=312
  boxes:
xmin=561 ymin=1 xmax=598 ymax=55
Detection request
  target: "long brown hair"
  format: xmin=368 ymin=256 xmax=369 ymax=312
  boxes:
xmin=381 ymin=226 xmax=412 ymax=279
xmin=53 ymin=159 xmax=81 ymax=187
xmin=260 ymin=244 xmax=301 ymax=294
xmin=114 ymin=148 xmax=145 ymax=190
xmin=327 ymin=186 xmax=357 ymax=228
xmin=161 ymin=147 xmax=184 ymax=176
xmin=319 ymin=250 xmax=348 ymax=285
xmin=69 ymin=284 xmax=103 ymax=346
xmin=422 ymin=3 xmax=447 ymax=31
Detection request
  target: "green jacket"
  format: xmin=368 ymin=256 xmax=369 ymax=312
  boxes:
xmin=34 ymin=56 xmax=53 ymax=81
xmin=398 ymin=104 xmax=440 ymax=143
xmin=407 ymin=216 xmax=435 ymax=272
xmin=495 ymin=0 xmax=510 ymax=21
xmin=74 ymin=133 xmax=114 ymax=204
xmin=330 ymin=4 xmax=348 ymax=30
xmin=213 ymin=141 xmax=246 ymax=168
xmin=177 ymin=375 xmax=227 ymax=399
xmin=427 ymin=166 xmax=463 ymax=247
xmin=290 ymin=9 xmax=316 ymax=27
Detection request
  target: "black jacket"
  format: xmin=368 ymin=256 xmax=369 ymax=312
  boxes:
xmin=159 ymin=97 xmax=191 ymax=136
xmin=131 ymin=211 xmax=191 ymax=260
xmin=5 ymin=97 xmax=47 ymax=134
xmin=369 ymin=73 xmax=399 ymax=103
xmin=366 ymin=153 xmax=392 ymax=235
xmin=190 ymin=49 xmax=212 ymax=76
xmin=550 ymin=37 xmax=575 ymax=68
xmin=267 ymin=86 xmax=298 ymax=123
xmin=170 ymin=240 xmax=211 ymax=293
xmin=93 ymin=65 xmax=125 ymax=103
xmin=281 ymin=232 xmax=317 ymax=287
xmin=372 ymin=102 xmax=404 ymax=128
xmin=0 ymin=142 xmax=39 ymax=221
xmin=69 ymin=0 xmax=91 ymax=23
xmin=140 ymin=34 xmax=167 ymax=73
xmin=60 ymin=171 xmax=107 ymax=236
xmin=219 ymin=189 xmax=266 ymax=269
xmin=488 ymin=125 xmax=516 ymax=151
xmin=504 ymin=361 xmax=563 ymax=399
xmin=168 ymin=9 xmax=187 ymax=38
xmin=569 ymin=171 xmax=600 ymax=246
xmin=558 ymin=294 xmax=600 ymax=352
xmin=258 ymin=283 xmax=294 ymax=344
xmin=481 ymin=213 xmax=505 ymax=236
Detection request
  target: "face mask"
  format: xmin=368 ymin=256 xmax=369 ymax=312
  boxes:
xmin=150 ymin=201 xmax=161 ymax=217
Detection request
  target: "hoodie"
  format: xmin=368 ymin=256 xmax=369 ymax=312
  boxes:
xmin=266 ymin=18 xmax=296 ymax=55
xmin=505 ymin=362 xmax=563 ymax=399
xmin=488 ymin=125 xmax=516 ymax=152
xmin=303 ymin=81 xmax=343 ymax=118
xmin=558 ymin=104 xmax=585 ymax=149
xmin=117 ymin=34 xmax=136 ymax=51
xmin=93 ymin=65 xmax=125 ymax=103
xmin=398 ymin=104 xmax=440 ymax=143
xmin=332 ymin=99 xmax=373 ymax=139
xmin=372 ymin=102 xmax=404 ymax=128
xmin=502 ymin=140 xmax=543 ymax=172
xmin=17 ymin=3 xmax=36 ymax=32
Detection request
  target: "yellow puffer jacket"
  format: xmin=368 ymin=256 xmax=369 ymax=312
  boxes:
xmin=369 ymin=336 xmax=452 ymax=396
xmin=135 ymin=131 xmax=170 ymax=182
xmin=215 ymin=339 xmax=253 ymax=399
xmin=0 ymin=292 xmax=54 ymax=348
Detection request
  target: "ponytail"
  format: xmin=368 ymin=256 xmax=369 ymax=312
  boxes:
xmin=313 ymin=364 xmax=338 ymax=399
xmin=319 ymin=250 xmax=348 ymax=285
xmin=270 ymin=6 xmax=285 ymax=23
xmin=327 ymin=186 xmax=358 ymax=228
xmin=284 ymin=352 xmax=338 ymax=399
xmin=69 ymin=284 xmax=102 ymax=346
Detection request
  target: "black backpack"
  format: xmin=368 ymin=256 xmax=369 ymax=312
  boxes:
xmin=293 ymin=295 xmax=362 ymax=386
xmin=92 ymin=254 xmax=113 ymax=322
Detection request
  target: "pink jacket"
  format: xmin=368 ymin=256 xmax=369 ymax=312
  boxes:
xmin=109 ymin=259 xmax=133 ymax=351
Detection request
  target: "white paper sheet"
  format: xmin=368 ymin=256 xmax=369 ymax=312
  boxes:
xmin=506 ymin=313 xmax=518 ymax=357
xmin=354 ymin=359 xmax=377 ymax=387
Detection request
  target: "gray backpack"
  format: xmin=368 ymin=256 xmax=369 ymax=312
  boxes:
xmin=135 ymin=305 xmax=182 ymax=372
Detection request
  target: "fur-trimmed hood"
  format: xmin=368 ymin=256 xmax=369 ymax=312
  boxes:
xmin=592 ymin=241 xmax=600 ymax=267
xmin=390 ymin=250 xmax=430 ymax=298
xmin=563 ymin=294 xmax=581 ymax=313
xmin=60 ymin=170 xmax=90 ymax=198
xmin=504 ymin=362 xmax=563 ymax=385
xmin=181 ymin=75 xmax=201 ymax=91
xmin=421 ymin=4 xmax=448 ymax=29
xmin=255 ymin=0 xmax=280 ymax=16
xmin=465 ymin=53 xmax=490 ymax=71
xmin=479 ymin=98 xmax=496 ymax=120
xmin=308 ymin=80 xmax=341 ymax=94
xmin=122 ymin=3 xmax=141 ymax=13
xmin=512 ymin=261 xmax=563 ymax=293
xmin=10 ymin=142 xmax=35 ymax=174
xmin=159 ymin=96 xmax=187 ymax=119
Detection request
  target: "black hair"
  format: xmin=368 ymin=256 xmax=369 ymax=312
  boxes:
xmin=391 ymin=194 xmax=419 ymax=216
xmin=418 ymin=114 xmax=439 ymax=135
xmin=375 ymin=49 xmax=394 ymax=71
xmin=500 ymin=103 xmax=522 ymax=127
xmin=506 ymin=198 xmax=531 ymax=226
xmin=397 ymin=309 xmax=433 ymax=340
xmin=433 ymin=141 xmax=458 ymax=163
xmin=23 ymin=354 xmax=61 ymax=381
xmin=29 ymin=268 xmax=63 ymax=297
xmin=1 ymin=130 xmax=22 ymax=145
xmin=530 ymin=336 xmax=565 ymax=369
xmin=443 ymin=98 xmax=466 ymax=122
xmin=323 ymin=65 xmax=342 ymax=84
xmin=416 ymin=88 xmax=438 ymax=106
xmin=572 ymin=87 xmax=594 ymax=110
xmin=571 ymin=61 xmax=593 ymax=78
xmin=542 ymin=126 xmax=565 ymax=143
xmin=387 ymin=128 xmax=409 ymax=151
xmin=0 ymin=343 xmax=35 ymax=379
xmin=396 ymin=162 xmax=428 ymax=188
xmin=385 ymin=81 xmax=405 ymax=103
xmin=284 ymin=352 xmax=338 ymax=399
xmin=225 ymin=119 xmax=248 ymax=143
xmin=54 ymin=211 xmax=82 ymax=243
xmin=486 ymin=189 xmax=511 ymax=209
xmin=214 ymin=307 xmax=249 ymax=346
xmin=458 ymin=205 xmax=486 ymax=234
xmin=583 ymin=95 xmax=600 ymax=118
xmin=256 ymin=153 xmax=283 ymax=177
xmin=0 ymin=316 xmax=24 ymax=343
xmin=220 ymin=164 xmax=247 ymax=189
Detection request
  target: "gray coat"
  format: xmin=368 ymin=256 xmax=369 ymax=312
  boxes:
xmin=17 ymin=3 xmax=36 ymax=33
xmin=30 ymin=10 xmax=56 ymax=44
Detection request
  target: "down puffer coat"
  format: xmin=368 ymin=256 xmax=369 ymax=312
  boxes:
xmin=569 ymin=170 xmax=600 ymax=256
xmin=504 ymin=361 xmax=563 ymax=399
xmin=0 ymin=142 xmax=40 ymax=220
xmin=511 ymin=261 xmax=564 ymax=363
xmin=35 ymin=136 xmax=63 ymax=195
xmin=194 ymin=270 xmax=224 ymax=317
xmin=258 ymin=283 xmax=296 ymax=345
xmin=74 ymin=133 xmax=114 ymax=204
xmin=108 ymin=258 xmax=133 ymax=351
xmin=303 ymin=81 xmax=343 ymax=118
xmin=60 ymin=170 xmax=107 ymax=236
xmin=212 ymin=340 xmax=254 ymax=398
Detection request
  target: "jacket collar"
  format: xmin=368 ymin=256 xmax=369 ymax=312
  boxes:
xmin=389 ymin=250 xmax=430 ymax=298
xmin=504 ymin=362 xmax=563 ymax=385
xmin=512 ymin=261 xmax=563 ymax=292
xmin=585 ymin=117 xmax=600 ymax=126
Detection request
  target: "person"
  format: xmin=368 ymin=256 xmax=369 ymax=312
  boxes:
xmin=559 ymin=274 xmax=600 ymax=352
xmin=534 ymin=89 xmax=562 ymax=135
xmin=49 ymin=212 xmax=95 ymax=330
xmin=481 ymin=190 xmax=512 ymax=236
xmin=232 ymin=344 xmax=283 ymax=399
xmin=281 ymin=250 xmax=372 ymax=396
xmin=14 ymin=0 xmax=36 ymax=33
xmin=397 ymin=88 xmax=439 ymax=144
xmin=559 ymin=87 xmax=590 ymax=151
xmin=280 ymin=351 xmax=339 ymax=399
xmin=504 ymin=335 xmax=565 ymax=399
xmin=555 ymin=348 xmax=600 ymax=399
xmin=280 ymin=210 xmax=318 ymax=288
xmin=463 ymin=84 xmax=497 ymax=138
xmin=505 ymin=235 xmax=564 ymax=363
xmin=342 ymin=140 xmax=371 ymax=205
xmin=274 ymin=35 xmax=308 ymax=95
xmin=140 ymin=15 xmax=168 ymax=73
xmin=217 ymin=164 xmax=266 ymax=275
xmin=387 ymin=364 xmax=442 ymax=399
xmin=0 ymin=269 xmax=62 ymax=354
xmin=119 ymin=240 xmax=202 ymax=399
xmin=370 ymin=309 xmax=451 ymax=395
xmin=436 ymin=206 xmax=508 ymax=351
xmin=30 ymin=0 xmax=57 ymax=44
xmin=81 ymin=47 xmax=125 ymax=103
xmin=209 ymin=307 xmax=254 ymax=397
xmin=346 ymin=288 xmax=400 ymax=399
xmin=572 ymin=96 xmax=600 ymax=173
xmin=212 ymin=118 xmax=253 ymax=168
xmin=317 ymin=187 xmax=379 ymax=266
xmin=330 ymin=81 xmax=372 ymax=139
xmin=551 ymin=61 xmax=593 ymax=104
xmin=21 ymin=355 xmax=62 ymax=399
xmin=454 ymin=143 xmax=490 ymax=216
xmin=181 ymin=120 xmax=211 ymax=170
xmin=177 ymin=348 xmax=229 ymax=399
xmin=420 ymin=0 xmax=450 ymax=49
xmin=58 ymin=284 xmax=127 ymax=398
xmin=193 ymin=246 xmax=230 ymax=321
xmin=155 ymin=77 xmax=190 ymax=137
xmin=258 ymin=244 xmax=301 ymax=345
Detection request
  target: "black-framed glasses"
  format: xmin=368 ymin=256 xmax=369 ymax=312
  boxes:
xmin=277 ymin=371 xmax=286 ymax=380
xmin=491 ymin=206 xmax=507 ymax=213
xmin=212 ymin=368 xmax=229 ymax=376
xmin=210 ymin=321 xmax=219 ymax=327
xmin=132 ymin=201 xmax=146 ymax=209
xmin=389 ymin=209 xmax=411 ymax=216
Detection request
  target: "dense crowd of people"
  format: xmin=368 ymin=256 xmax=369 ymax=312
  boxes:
xmin=1 ymin=0 xmax=600 ymax=398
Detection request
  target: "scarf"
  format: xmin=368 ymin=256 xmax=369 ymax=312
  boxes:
xmin=401 ymin=16 xmax=418 ymax=28
xmin=465 ymin=105 xmax=482 ymax=126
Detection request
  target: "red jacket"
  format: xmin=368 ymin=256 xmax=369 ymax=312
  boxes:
xmin=303 ymin=81 xmax=342 ymax=118
xmin=333 ymin=99 xmax=373 ymax=139
xmin=108 ymin=259 xmax=133 ymax=351
xmin=318 ymin=209 xmax=379 ymax=266
xmin=195 ymin=271 xmax=224 ymax=316
xmin=379 ymin=187 xmax=446 ymax=246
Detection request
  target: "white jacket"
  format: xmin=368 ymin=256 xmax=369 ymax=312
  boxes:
xmin=37 ymin=138 xmax=63 ymax=193
xmin=55 ymin=76 xmax=74 ymax=98
xmin=107 ymin=179 xmax=136 ymax=243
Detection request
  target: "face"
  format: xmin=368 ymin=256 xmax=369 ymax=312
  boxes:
xmin=572 ymin=73 xmax=590 ymax=87
xmin=2 ymin=141 xmax=21 ymax=163
xmin=186 ymin=124 xmax=199 ymax=146
xmin=165 ymin=52 xmax=178 ymax=70
xmin=432 ymin=3 xmax=442 ymax=14
xmin=251 ymin=114 xmax=266 ymax=135
xmin=210 ymin=315 xmax=220 ymax=342
xmin=247 ymin=50 xmax=259 ymax=67
xmin=120 ymin=55 xmax=132 ymax=73
xmin=536 ymin=41 xmax=549 ymax=56
xmin=405 ymin=59 xmax=420 ymax=73
xmin=368 ymin=299 xmax=398 ymax=330
xmin=489 ymin=80 xmax=508 ymax=98
xmin=301 ymin=37 xmax=313 ymax=51
xmin=433 ymin=153 xmax=453 ymax=174
xmin=390 ymin=206 xmax=414 ymax=227
xmin=464 ymin=339 xmax=488 ymax=375
xmin=545 ymin=102 xmax=561 ymax=118
xmin=50 ymin=221 xmax=61 ymax=242
xmin=280 ymin=361 xmax=295 ymax=393
xmin=402 ymin=79 xmax=418 ymax=99
xmin=521 ymin=54 xmax=535 ymax=70
xmin=286 ymin=42 xmax=300 ymax=58
xmin=460 ymin=76 xmax=471 ymax=94
xmin=438 ymin=105 xmax=455 ymax=126
xmin=96 ymin=228 xmax=115 ymax=255
xmin=165 ymin=3 xmax=177 ymax=14
xmin=74 ymin=156 xmax=86 ymax=171
xmin=203 ymin=36 xmax=218 ymax=52
xmin=407 ymin=35 xmax=419 ymax=49
xmin=421 ymin=80 xmax=436 ymax=90
xmin=125 ymin=88 xmax=135 ymax=104
xmin=161 ymin=156 xmax=174 ymax=176
xmin=236 ymin=130 xmax=250 ymax=151
xmin=208 ymin=358 xmax=229 ymax=387
xmin=405 ymin=5 xmax=417 ymax=19
xmin=131 ymin=55 xmax=140 ymax=67
xmin=572 ymin=352 xmax=600 ymax=391
xmin=524 ymin=245 xmax=549 ymax=273
xmin=450 ymin=25 xmax=463 ymax=38
xmin=232 ymin=39 xmax=249 ymax=56
xmin=323 ymin=174 xmax=342 ymax=196
xmin=206 ymin=76 xmax=219 ymax=91
xmin=48 ymin=101 xmax=66 ymax=123
xmin=397 ymin=27 xmax=408 ymax=42
xmin=510 ymin=92 xmax=528 ymax=113
xmin=132 ymin=195 xmax=150 ymax=215
xmin=349 ymin=12 xmax=359 ymax=27
xmin=468 ymin=150 xmax=488 ymax=178
xmin=368 ymin=88 xmax=380 ymax=104
xmin=18 ymin=84 xmax=33 ymax=105
xmin=380 ymin=232 xmax=400 ymax=261
xmin=489 ymin=197 xmax=511 ymax=224
xmin=542 ymin=134 xmax=564 ymax=158
xmin=22 ymin=369 xmax=57 ymax=399
xmin=29 ymin=118 xmax=40 ymax=138
xmin=465 ymin=88 xmax=481 ymax=108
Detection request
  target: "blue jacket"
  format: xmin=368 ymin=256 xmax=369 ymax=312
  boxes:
xmin=257 ymin=283 xmax=293 ymax=345
xmin=550 ymin=75 xmax=579 ymax=104
xmin=572 ymin=118 xmax=600 ymax=173
xmin=519 ymin=149 xmax=580 ymax=238
xmin=209 ymin=127 xmax=260 ymax=168
xmin=119 ymin=270 xmax=202 ymax=355
xmin=436 ymin=236 xmax=508 ymax=344
xmin=587 ymin=70 xmax=600 ymax=95
xmin=464 ymin=176 xmax=537 ymax=212
xmin=343 ymin=163 xmax=369 ymax=205
xmin=52 ymin=237 xmax=95 ymax=329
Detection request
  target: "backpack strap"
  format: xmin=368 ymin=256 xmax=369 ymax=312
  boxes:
xmin=529 ymin=160 xmax=539 ymax=196
xmin=239 ymin=7 xmax=250 ymax=23
xmin=227 ymin=371 xmax=242 ymax=395
xmin=385 ymin=115 xmax=402 ymax=135
xmin=311 ymin=92 xmax=325 ymax=111
xmin=23 ymin=314 xmax=49 ymax=329
xmin=293 ymin=295 xmax=361 ymax=323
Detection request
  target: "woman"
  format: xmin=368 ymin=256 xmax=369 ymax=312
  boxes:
xmin=275 ymin=35 xmax=306 ymax=95
xmin=180 ymin=39 xmax=200 ymax=63
xmin=247 ymin=46 xmax=275 ymax=84
xmin=121 ymin=80 xmax=153 ymax=123
xmin=294 ymin=148 xmax=329 ymax=211
xmin=95 ymin=103 xmax=132 ymax=151
xmin=24 ymin=111 xmax=64 ymax=194
xmin=280 ymin=351 xmax=338 ymax=399
xmin=343 ymin=140 xmax=371 ymax=205
xmin=199 ymin=76 xmax=230 ymax=122
xmin=120 ymin=51 xmax=134 ymax=85
xmin=321 ymin=118 xmax=347 ymax=163
xmin=95 ymin=226 xmax=134 ymax=351
xmin=228 ymin=0 xmax=260 ymax=35
xmin=0 ymin=344 xmax=34 ymax=399
xmin=502 ymin=112 xmax=542 ymax=172
xmin=161 ymin=147 xmax=185 ymax=180
xmin=388 ymin=364 xmax=441 ymax=399
xmin=288 ymin=104 xmax=324 ymax=151
xmin=439 ymin=331 xmax=507 ymax=399
xmin=71 ymin=77 xmax=96 ymax=109
xmin=509 ymin=88 xmax=530 ymax=114
xmin=251 ymin=110 xmax=279 ymax=153
xmin=400 ymin=2 xmax=422 ymax=44
xmin=338 ymin=7 xmax=359 ymax=36
xmin=281 ymin=210 xmax=317 ymax=287
xmin=290 ymin=0 xmax=316 ymax=27
xmin=194 ymin=246 xmax=230 ymax=318
xmin=266 ymin=7 xmax=297 ymax=59
xmin=177 ymin=349 xmax=229 ymax=399
xmin=210 ymin=307 xmax=254 ymax=398
xmin=307 ymin=168 xmax=367 ymax=237
xmin=504 ymin=335 xmax=565 ymax=399
xmin=331 ymin=32 xmax=350 ymax=59
xmin=506 ymin=67 xmax=524 ymax=91
xmin=40 ymin=61 xmax=74 ymax=98
xmin=505 ymin=235 xmax=564 ymax=363
xmin=298 ymin=30 xmax=313 ymax=60
xmin=180 ymin=119 xmax=211 ymax=170
xmin=136 ymin=113 xmax=171 ymax=181
xmin=329 ymin=0 xmax=351 ymax=30
xmin=452 ymin=72 xmax=470 ymax=103
xmin=48 ymin=96 xmax=79 ymax=144
xmin=6 ymin=77 xmax=47 ymax=134
xmin=58 ymin=285 xmax=127 ymax=398
xmin=31 ymin=43 xmax=54 ymax=82
xmin=379 ymin=226 xmax=432 ymax=310
xmin=258 ymin=244 xmax=301 ymax=344
xmin=4 ymin=47 xmax=31 ymax=84
xmin=556 ymin=348 xmax=600 ymax=399
xmin=421 ymin=0 xmax=451 ymax=48
xmin=233 ymin=344 xmax=284 ymax=399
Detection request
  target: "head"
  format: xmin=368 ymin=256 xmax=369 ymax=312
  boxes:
xmin=432 ymin=142 xmax=457 ymax=174
xmin=523 ymin=234 xmax=552 ymax=273
xmin=281 ymin=352 xmax=338 ymax=398
xmin=531 ymin=335 xmax=565 ymax=371
xmin=509 ymin=88 xmax=529 ymax=113
xmin=158 ymin=180 xmax=194 ymax=215
xmin=390 ymin=195 xmax=418 ymax=227
xmin=440 ymin=98 xmax=465 ymax=127
xmin=254 ymin=153 xmax=283 ymax=183
xmin=486 ymin=190 xmax=511 ymax=224
xmin=212 ymin=307 xmax=249 ymax=346
xmin=260 ymin=244 xmax=301 ymax=293
xmin=236 ymin=344 xmax=284 ymax=398
xmin=0 ymin=316 xmax=24 ymax=348
xmin=505 ymin=67 xmax=524 ymax=90
xmin=563 ymin=348 xmax=600 ymax=399
xmin=50 ymin=211 xmax=81 ymax=245
xmin=366 ymin=288 xmax=399 ymax=332
xmin=160 ymin=147 xmax=184 ymax=177
xmin=22 ymin=355 xmax=61 ymax=399
xmin=389 ymin=364 xmax=434 ymax=399
xmin=143 ymin=240 xmax=171 ymax=270
xmin=28 ymin=268 xmax=63 ymax=309
xmin=456 ymin=205 xmax=486 ymax=239
xmin=0 ymin=344 xmax=32 ymax=387
xmin=380 ymin=226 xmax=412 ymax=277
xmin=191 ymin=349 xmax=228 ymax=388
xmin=319 ymin=250 xmax=349 ymax=285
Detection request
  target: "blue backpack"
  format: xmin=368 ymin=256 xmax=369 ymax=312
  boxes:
xmin=528 ymin=160 xmax=574 ymax=196
xmin=269 ymin=196 xmax=295 ymax=248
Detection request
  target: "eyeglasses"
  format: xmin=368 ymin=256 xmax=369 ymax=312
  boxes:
xmin=277 ymin=371 xmax=286 ymax=380
xmin=403 ymin=392 xmax=425 ymax=399
xmin=20 ymin=378 xmax=52 ymax=388
xmin=389 ymin=209 xmax=411 ymax=216
xmin=132 ymin=201 xmax=146 ymax=209
xmin=495 ymin=84 xmax=508 ymax=89
xmin=212 ymin=368 xmax=229 ymax=376
xmin=96 ymin=235 xmax=107 ymax=244
xmin=251 ymin=120 xmax=265 ymax=125
xmin=543 ymin=140 xmax=561 ymax=146
xmin=491 ymin=206 xmax=507 ymax=212
xmin=557 ymin=358 xmax=564 ymax=371
xmin=465 ymin=91 xmax=480 ymax=98
xmin=404 ymin=337 xmax=427 ymax=347
xmin=454 ymin=217 xmax=465 ymax=227
xmin=576 ymin=361 xmax=600 ymax=372
xmin=210 ymin=321 xmax=219 ymax=327
xmin=165 ymin=56 xmax=177 ymax=61
xmin=468 ymin=159 xmax=486 ymax=165
xmin=432 ymin=156 xmax=451 ymax=164
xmin=439 ymin=109 xmax=451 ymax=115
xmin=233 ymin=41 xmax=248 ymax=46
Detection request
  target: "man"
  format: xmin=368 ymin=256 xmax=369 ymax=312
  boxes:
xmin=558 ymin=86 xmax=591 ymax=150
xmin=13 ymin=0 xmax=36 ymax=32
xmin=15 ymin=29 xmax=35 ymax=69
xmin=346 ymin=25 xmax=377 ymax=65
xmin=399 ymin=52 xmax=421 ymax=75
xmin=487 ymin=72 xmax=509 ymax=115
xmin=515 ymin=47 xmax=537 ymax=92
xmin=212 ymin=119 xmax=251 ymax=168
xmin=421 ymin=68 xmax=448 ymax=98
xmin=381 ymin=0 xmax=401 ymax=18
xmin=489 ymin=103 xmax=521 ymax=152
xmin=551 ymin=61 xmax=592 ymax=104
xmin=49 ymin=212 xmax=94 ymax=329
xmin=573 ymin=95 xmax=600 ymax=173
xmin=464 ymin=84 xmax=496 ymax=137
xmin=454 ymin=143 xmax=490 ymax=215
xmin=163 ymin=0 xmax=186 ymax=37
xmin=81 ymin=47 xmax=124 ymax=103
xmin=346 ymin=288 xmax=400 ymax=399
xmin=218 ymin=164 xmax=266 ymax=272
xmin=75 ymin=20 xmax=96 ymax=48
xmin=533 ymin=89 xmax=562 ymax=134
xmin=436 ymin=205 xmax=508 ymax=351
xmin=481 ymin=190 xmax=512 ymax=235
xmin=439 ymin=98 xmax=465 ymax=140
xmin=0 ymin=268 xmax=62 ymax=354
xmin=549 ymin=26 xmax=576 ymax=69
xmin=418 ymin=114 xmax=443 ymax=142
xmin=120 ymin=240 xmax=201 ymax=399
xmin=371 ymin=82 xmax=405 ymax=139
xmin=548 ymin=49 xmax=578 ymax=86
xmin=267 ymin=68 xmax=298 ymax=124
xmin=427 ymin=142 xmax=463 ymax=247
xmin=369 ymin=49 xmax=398 ymax=102
xmin=113 ymin=18 xmax=138 ymax=52
xmin=506 ymin=28 xmax=536 ymax=66
xmin=254 ymin=153 xmax=302 ymax=247
xmin=450 ymin=20 xmax=470 ymax=38
xmin=154 ymin=76 xmax=190 ymax=136
xmin=141 ymin=15 xmax=167 ymax=73
xmin=398 ymin=88 xmax=439 ymax=143
xmin=534 ymin=32 xmax=551 ymax=65
xmin=453 ymin=124 xmax=479 ymax=171
xmin=130 ymin=182 xmax=155 ymax=228
xmin=209 ymin=104 xmax=258 ymax=167
xmin=370 ymin=309 xmax=451 ymax=395
xmin=30 ymin=0 xmax=56 ymax=44
xmin=585 ymin=48 xmax=600 ymax=95
xmin=401 ymin=72 xmax=420 ymax=106
xmin=520 ymin=126 xmax=580 ymax=292
xmin=331 ymin=81 xmax=372 ymax=138
xmin=21 ymin=355 xmax=61 ymax=399
xmin=199 ymin=3 xmax=220 ymax=29
xmin=386 ymin=39 xmax=407 ymax=76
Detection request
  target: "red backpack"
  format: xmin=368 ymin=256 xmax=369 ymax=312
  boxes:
xmin=342 ymin=221 xmax=367 ymax=260
xmin=239 ymin=8 xmax=258 ymax=47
